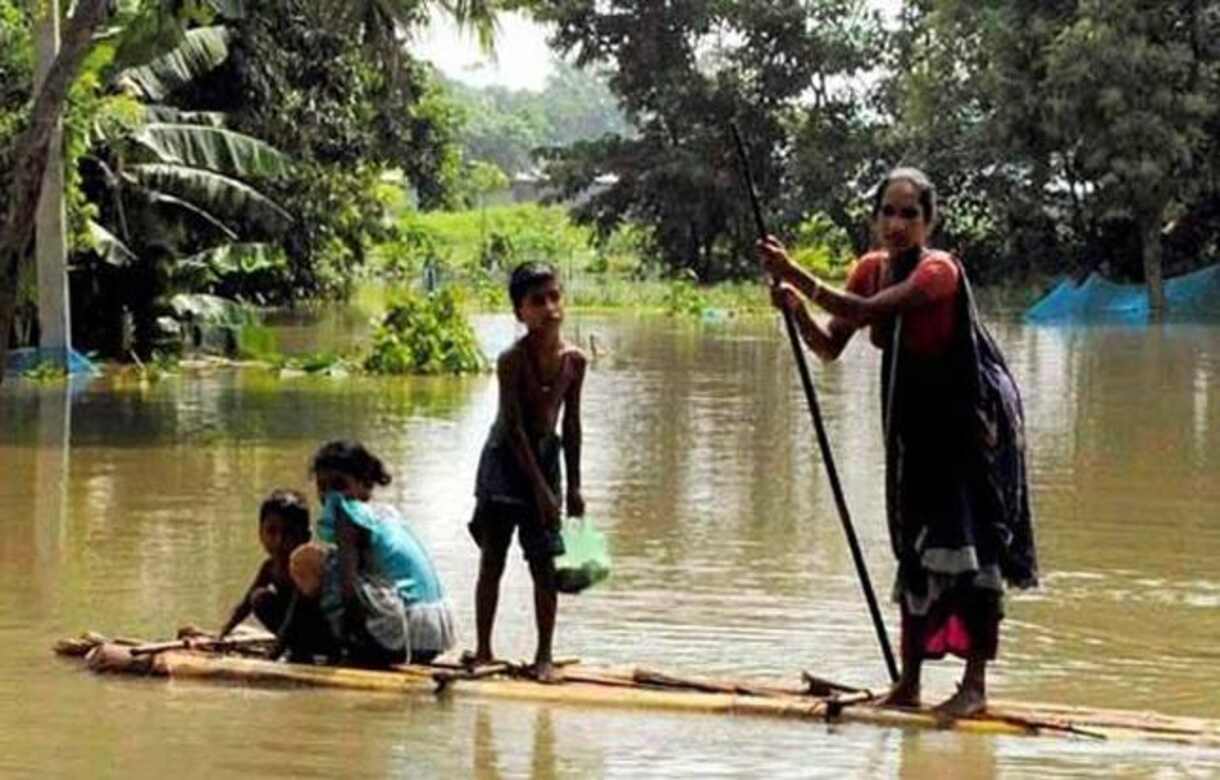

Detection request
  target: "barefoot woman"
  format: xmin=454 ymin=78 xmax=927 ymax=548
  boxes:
xmin=757 ymin=168 xmax=1038 ymax=717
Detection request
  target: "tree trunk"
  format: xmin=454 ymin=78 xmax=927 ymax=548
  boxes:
xmin=0 ymin=0 xmax=109 ymax=384
xmin=1139 ymin=208 xmax=1167 ymax=318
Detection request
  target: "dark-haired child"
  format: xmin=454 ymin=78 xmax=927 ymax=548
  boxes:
xmin=470 ymin=261 xmax=588 ymax=682
xmin=287 ymin=440 xmax=456 ymax=666
xmin=218 ymin=489 xmax=312 ymax=639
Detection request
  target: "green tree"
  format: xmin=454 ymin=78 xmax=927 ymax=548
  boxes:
xmin=877 ymin=0 xmax=1061 ymax=282
xmin=444 ymin=59 xmax=629 ymax=176
xmin=0 ymin=0 xmax=35 ymax=347
xmin=1040 ymin=0 xmax=1218 ymax=312
xmin=892 ymin=0 xmax=1220 ymax=302
xmin=167 ymin=0 xmax=471 ymax=299
xmin=528 ymin=0 xmax=888 ymax=280
xmin=56 ymin=2 xmax=295 ymax=356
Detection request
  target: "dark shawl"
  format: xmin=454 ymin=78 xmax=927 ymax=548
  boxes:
xmin=881 ymin=250 xmax=1038 ymax=593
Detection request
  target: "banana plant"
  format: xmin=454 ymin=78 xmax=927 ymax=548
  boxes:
xmin=74 ymin=0 xmax=293 ymax=355
xmin=88 ymin=6 xmax=290 ymax=261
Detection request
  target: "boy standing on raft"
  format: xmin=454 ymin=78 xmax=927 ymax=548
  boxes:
xmin=469 ymin=261 xmax=588 ymax=682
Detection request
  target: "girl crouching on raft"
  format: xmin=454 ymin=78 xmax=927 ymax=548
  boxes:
xmin=286 ymin=440 xmax=456 ymax=666
xmin=757 ymin=167 xmax=1038 ymax=717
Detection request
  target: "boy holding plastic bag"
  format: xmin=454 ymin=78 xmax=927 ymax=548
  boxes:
xmin=468 ymin=261 xmax=596 ymax=683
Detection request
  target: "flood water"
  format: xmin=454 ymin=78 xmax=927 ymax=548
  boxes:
xmin=2 ymin=310 xmax=1219 ymax=778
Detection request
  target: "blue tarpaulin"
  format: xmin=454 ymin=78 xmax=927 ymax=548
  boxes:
xmin=4 ymin=347 xmax=96 ymax=376
xmin=1025 ymin=264 xmax=1220 ymax=322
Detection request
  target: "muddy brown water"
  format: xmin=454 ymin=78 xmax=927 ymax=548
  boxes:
xmin=2 ymin=311 xmax=1218 ymax=777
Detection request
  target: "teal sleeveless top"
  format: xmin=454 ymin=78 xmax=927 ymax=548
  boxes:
xmin=318 ymin=491 xmax=445 ymax=605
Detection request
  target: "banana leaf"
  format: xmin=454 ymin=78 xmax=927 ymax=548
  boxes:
xmin=86 ymin=221 xmax=137 ymax=267
xmin=181 ymin=242 xmax=283 ymax=276
xmin=132 ymin=123 xmax=290 ymax=178
xmin=116 ymin=26 xmax=230 ymax=101
xmin=130 ymin=163 xmax=293 ymax=231
xmin=143 ymin=106 xmax=229 ymax=127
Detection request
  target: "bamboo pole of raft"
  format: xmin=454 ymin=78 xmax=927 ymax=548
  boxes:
xmin=56 ymin=642 xmax=1220 ymax=746
xmin=130 ymin=635 xmax=274 ymax=656
xmin=145 ymin=651 xmax=1033 ymax=737
xmin=158 ymin=652 xmax=437 ymax=692
xmin=730 ymin=123 xmax=898 ymax=683
xmin=631 ymin=668 xmax=809 ymax=698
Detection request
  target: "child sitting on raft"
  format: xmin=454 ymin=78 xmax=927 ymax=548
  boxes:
xmin=284 ymin=440 xmax=456 ymax=666
xmin=217 ymin=489 xmax=312 ymax=640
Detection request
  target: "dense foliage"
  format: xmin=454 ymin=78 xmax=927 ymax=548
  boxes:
xmin=514 ymin=0 xmax=1220 ymax=309
xmin=886 ymin=0 xmax=1220 ymax=304
xmin=527 ymin=0 xmax=889 ymax=281
xmin=3 ymin=0 xmax=497 ymax=359
xmin=9 ymin=0 xmax=1220 ymax=355
xmin=0 ymin=1 xmax=34 ymax=341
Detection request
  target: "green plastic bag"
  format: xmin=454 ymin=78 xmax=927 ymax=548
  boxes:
xmin=554 ymin=517 xmax=611 ymax=594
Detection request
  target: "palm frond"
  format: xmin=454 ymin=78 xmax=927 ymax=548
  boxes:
xmin=335 ymin=1 xmax=501 ymax=55
xmin=432 ymin=0 xmax=500 ymax=54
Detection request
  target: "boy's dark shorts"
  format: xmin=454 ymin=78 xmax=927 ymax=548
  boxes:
xmin=468 ymin=500 xmax=564 ymax=562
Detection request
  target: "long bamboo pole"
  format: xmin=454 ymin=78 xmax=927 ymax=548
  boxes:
xmin=729 ymin=123 xmax=898 ymax=683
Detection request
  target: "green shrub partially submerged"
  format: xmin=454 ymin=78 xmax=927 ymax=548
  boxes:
xmin=364 ymin=288 xmax=487 ymax=375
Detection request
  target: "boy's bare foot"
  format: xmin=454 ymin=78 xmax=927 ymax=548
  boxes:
xmin=877 ymin=681 xmax=921 ymax=709
xmin=932 ymin=684 xmax=986 ymax=719
xmin=530 ymin=660 xmax=563 ymax=684
xmin=461 ymin=649 xmax=501 ymax=669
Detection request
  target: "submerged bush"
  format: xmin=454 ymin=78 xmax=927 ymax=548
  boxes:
xmin=664 ymin=277 xmax=709 ymax=318
xmin=364 ymin=287 xmax=487 ymax=375
xmin=22 ymin=361 xmax=69 ymax=383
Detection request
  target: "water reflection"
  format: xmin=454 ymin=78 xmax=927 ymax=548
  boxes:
xmin=472 ymin=704 xmax=570 ymax=780
xmin=897 ymin=731 xmax=996 ymax=779
xmin=2 ymin=313 xmax=1220 ymax=777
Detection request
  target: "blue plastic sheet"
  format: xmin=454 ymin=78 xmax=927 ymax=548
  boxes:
xmin=4 ymin=347 xmax=97 ymax=376
xmin=1026 ymin=264 xmax=1220 ymax=323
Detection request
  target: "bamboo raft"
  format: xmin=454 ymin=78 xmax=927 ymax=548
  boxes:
xmin=54 ymin=631 xmax=1220 ymax=747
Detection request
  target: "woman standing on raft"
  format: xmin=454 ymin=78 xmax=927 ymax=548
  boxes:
xmin=757 ymin=168 xmax=1038 ymax=717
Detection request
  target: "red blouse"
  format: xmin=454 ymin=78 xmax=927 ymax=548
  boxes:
xmin=845 ymin=250 xmax=960 ymax=356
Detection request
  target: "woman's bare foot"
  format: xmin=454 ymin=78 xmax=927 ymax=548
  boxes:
xmin=531 ymin=659 xmax=563 ymax=684
xmin=933 ymin=684 xmax=986 ymax=719
xmin=878 ymin=680 xmax=921 ymax=709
